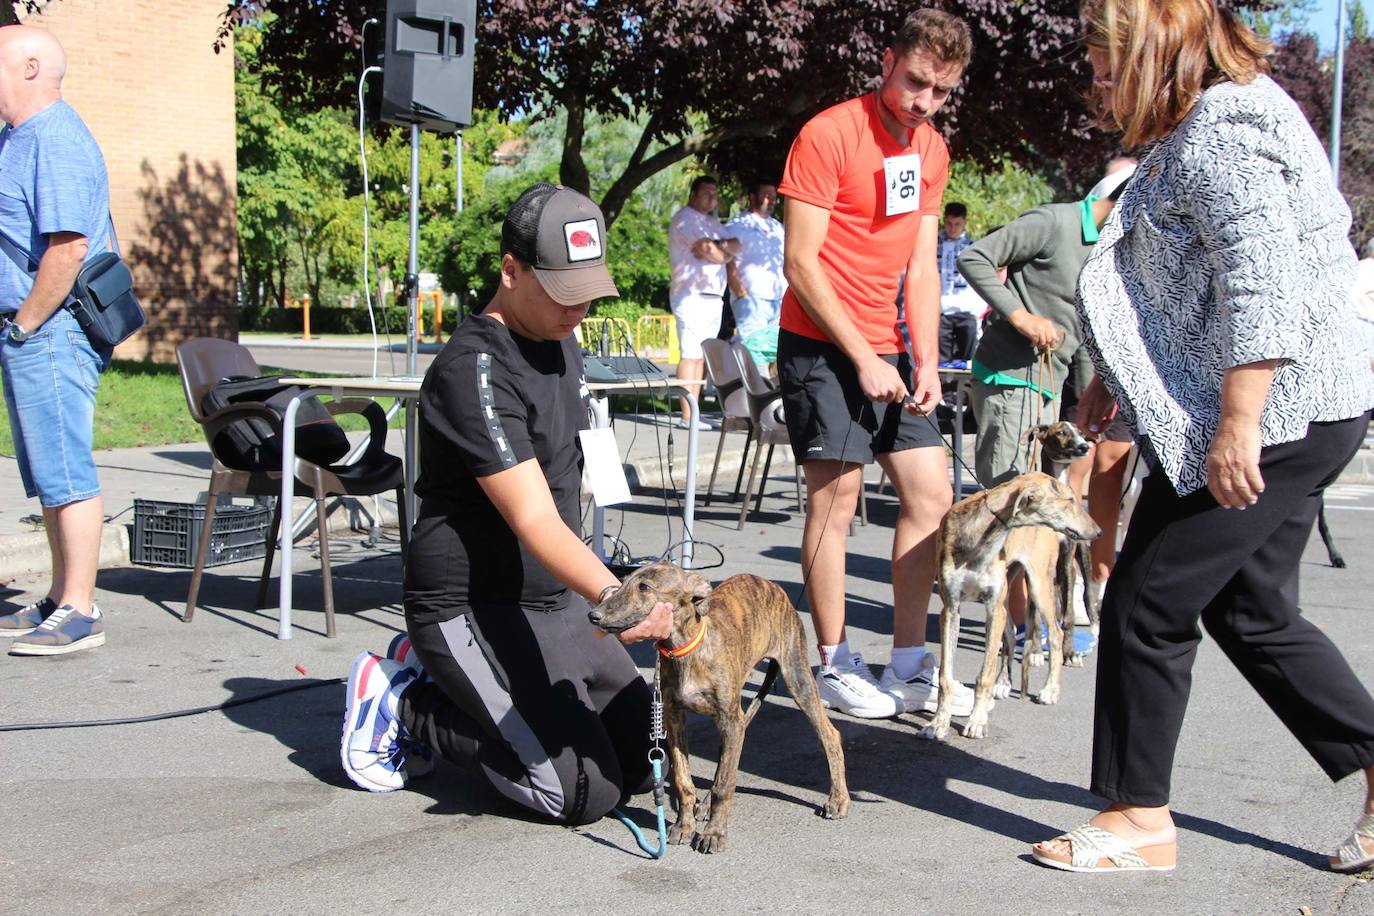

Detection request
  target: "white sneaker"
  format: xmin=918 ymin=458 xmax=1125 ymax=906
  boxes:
xmin=816 ymin=652 xmax=900 ymax=719
xmin=880 ymin=653 xmax=975 ymax=717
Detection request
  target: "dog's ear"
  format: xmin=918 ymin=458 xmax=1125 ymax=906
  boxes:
xmin=989 ymin=480 xmax=1032 ymax=519
xmin=684 ymin=572 xmax=713 ymax=611
xmin=1027 ymin=424 xmax=1048 ymax=444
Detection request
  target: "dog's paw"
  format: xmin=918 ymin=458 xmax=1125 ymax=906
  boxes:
xmin=1026 ymin=650 xmax=1045 ymax=668
xmin=692 ymin=831 xmax=727 ymax=854
xmin=1037 ymin=684 xmax=1061 ymax=706
xmin=991 ymin=681 xmax=1012 ymax=701
xmin=668 ymin=821 xmax=695 ymax=846
xmin=920 ymin=719 xmax=951 ymax=742
xmin=1064 ymin=653 xmax=1085 ymax=669
xmin=821 ymin=793 xmax=850 ymax=820
xmin=961 ymin=714 xmax=994 ymax=741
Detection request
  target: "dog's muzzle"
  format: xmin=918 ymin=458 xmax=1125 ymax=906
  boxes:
xmin=587 ymin=606 xmax=642 ymax=633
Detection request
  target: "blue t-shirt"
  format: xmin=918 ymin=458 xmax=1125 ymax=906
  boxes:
xmin=0 ymin=100 xmax=110 ymax=311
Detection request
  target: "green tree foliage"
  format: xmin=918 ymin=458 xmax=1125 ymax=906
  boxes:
xmin=236 ymin=23 xmax=358 ymax=308
xmin=944 ymin=160 xmax=1056 ymax=237
xmin=1271 ymin=30 xmax=1374 ymax=244
xmin=221 ymin=1 xmax=1268 ymax=229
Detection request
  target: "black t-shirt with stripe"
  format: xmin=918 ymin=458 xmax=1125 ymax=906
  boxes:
xmin=406 ymin=313 xmax=588 ymax=620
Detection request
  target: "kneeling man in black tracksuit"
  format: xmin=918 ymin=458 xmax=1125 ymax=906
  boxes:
xmin=341 ymin=184 xmax=672 ymax=825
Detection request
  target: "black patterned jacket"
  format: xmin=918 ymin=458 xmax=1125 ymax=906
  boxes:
xmin=1077 ymin=75 xmax=1374 ymax=495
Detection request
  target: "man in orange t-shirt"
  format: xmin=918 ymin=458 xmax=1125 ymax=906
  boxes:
xmin=777 ymin=8 xmax=975 ymax=720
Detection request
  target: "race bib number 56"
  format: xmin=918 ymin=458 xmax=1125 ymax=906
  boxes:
xmin=883 ymin=153 xmax=922 ymax=217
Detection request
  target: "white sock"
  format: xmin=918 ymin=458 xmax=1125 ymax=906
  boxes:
xmin=889 ymin=646 xmax=930 ymax=680
xmin=818 ymin=639 xmax=851 ymax=669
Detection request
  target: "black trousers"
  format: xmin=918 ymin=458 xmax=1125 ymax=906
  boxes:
xmin=1092 ymin=413 xmax=1374 ymax=807
xmin=397 ymin=598 xmax=654 ymax=826
xmin=939 ymin=311 xmax=979 ymax=363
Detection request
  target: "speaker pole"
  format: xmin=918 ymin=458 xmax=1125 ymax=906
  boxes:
xmin=403 ymin=123 xmax=421 ymax=526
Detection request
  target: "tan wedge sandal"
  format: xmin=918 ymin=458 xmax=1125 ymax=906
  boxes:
xmin=1032 ymin=824 xmax=1177 ymax=873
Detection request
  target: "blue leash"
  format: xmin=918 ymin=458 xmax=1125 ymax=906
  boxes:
xmin=613 ymin=750 xmax=669 ymax=858
xmin=612 ymin=656 xmax=670 ymax=859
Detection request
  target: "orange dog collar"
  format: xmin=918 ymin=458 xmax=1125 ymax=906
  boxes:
xmin=658 ymin=617 xmax=708 ymax=659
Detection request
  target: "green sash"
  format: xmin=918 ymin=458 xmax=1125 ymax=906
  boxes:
xmin=970 ymin=359 xmax=1058 ymax=399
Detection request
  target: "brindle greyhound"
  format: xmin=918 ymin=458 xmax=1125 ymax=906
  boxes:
xmin=921 ymin=472 xmax=1100 ymax=742
xmin=589 ymin=563 xmax=849 ymax=854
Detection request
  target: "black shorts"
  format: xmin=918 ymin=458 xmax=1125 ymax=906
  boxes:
xmin=777 ymin=328 xmax=944 ymax=465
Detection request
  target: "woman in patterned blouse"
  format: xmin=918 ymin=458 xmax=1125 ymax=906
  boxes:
xmin=1032 ymin=0 xmax=1374 ymax=874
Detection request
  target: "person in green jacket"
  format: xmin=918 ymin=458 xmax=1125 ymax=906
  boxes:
xmin=956 ymin=158 xmax=1135 ymax=488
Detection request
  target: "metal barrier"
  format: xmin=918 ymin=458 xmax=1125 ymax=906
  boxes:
xmin=578 ymin=316 xmax=637 ymax=353
xmin=636 ymin=314 xmax=679 ymax=362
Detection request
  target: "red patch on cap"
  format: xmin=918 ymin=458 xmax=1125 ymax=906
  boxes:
xmin=569 ymin=230 xmax=594 ymax=248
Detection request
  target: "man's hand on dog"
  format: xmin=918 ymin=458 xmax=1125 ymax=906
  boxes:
xmin=613 ymin=600 xmax=674 ymax=643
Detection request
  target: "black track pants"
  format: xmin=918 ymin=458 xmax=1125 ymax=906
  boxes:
xmin=1091 ymin=413 xmax=1374 ymax=806
xmin=397 ymin=598 xmax=654 ymax=825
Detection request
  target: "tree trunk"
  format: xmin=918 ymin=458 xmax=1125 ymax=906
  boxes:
xmin=274 ymin=261 xmax=288 ymax=310
xmin=559 ymin=88 xmax=591 ymax=197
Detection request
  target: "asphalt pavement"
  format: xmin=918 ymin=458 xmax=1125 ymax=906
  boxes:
xmin=0 ymin=336 xmax=1371 ymax=914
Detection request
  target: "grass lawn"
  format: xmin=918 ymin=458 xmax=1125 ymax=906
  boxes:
xmin=0 ymin=359 xmax=398 ymax=457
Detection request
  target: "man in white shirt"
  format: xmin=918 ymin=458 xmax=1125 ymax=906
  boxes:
xmin=669 ymin=175 xmax=739 ymax=429
xmin=726 ymin=180 xmax=787 ymax=352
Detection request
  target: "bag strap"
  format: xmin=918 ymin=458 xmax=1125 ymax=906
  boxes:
xmin=0 ymin=125 xmax=31 ymax=275
xmin=0 ymin=227 xmax=36 ymax=276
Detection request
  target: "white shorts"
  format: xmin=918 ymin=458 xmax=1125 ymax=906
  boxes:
xmin=671 ymin=292 xmax=723 ymax=360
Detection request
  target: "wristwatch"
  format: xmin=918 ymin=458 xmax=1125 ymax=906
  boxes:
xmin=7 ymin=320 xmax=33 ymax=343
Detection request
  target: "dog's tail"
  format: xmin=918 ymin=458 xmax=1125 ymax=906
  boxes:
xmin=742 ymin=659 xmax=782 ymax=724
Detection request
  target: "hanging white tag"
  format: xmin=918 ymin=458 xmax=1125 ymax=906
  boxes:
xmin=578 ymin=427 xmax=632 ymax=507
xmin=883 ymin=153 xmax=922 ymax=217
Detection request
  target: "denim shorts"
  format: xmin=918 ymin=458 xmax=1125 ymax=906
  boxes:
xmin=1 ymin=309 xmax=109 ymax=507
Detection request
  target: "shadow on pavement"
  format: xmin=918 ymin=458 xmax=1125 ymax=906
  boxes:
xmin=96 ymin=554 xmax=406 ymax=640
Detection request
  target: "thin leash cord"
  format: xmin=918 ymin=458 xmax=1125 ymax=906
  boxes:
xmin=1009 ymin=340 xmax=1061 ymax=474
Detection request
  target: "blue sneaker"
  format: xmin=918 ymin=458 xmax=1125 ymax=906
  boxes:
xmin=341 ymin=651 xmax=422 ymax=792
xmin=0 ymin=596 xmax=57 ymax=637
xmin=9 ymin=604 xmax=104 ymax=656
xmin=1014 ymin=624 xmax=1096 ymax=658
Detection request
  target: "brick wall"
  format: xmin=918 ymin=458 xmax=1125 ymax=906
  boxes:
xmin=22 ymin=0 xmax=238 ymax=360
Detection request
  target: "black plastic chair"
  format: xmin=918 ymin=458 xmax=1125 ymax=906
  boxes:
xmin=175 ymin=338 xmax=406 ymax=637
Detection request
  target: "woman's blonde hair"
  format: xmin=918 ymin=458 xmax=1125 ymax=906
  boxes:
xmin=1081 ymin=0 xmax=1271 ymax=147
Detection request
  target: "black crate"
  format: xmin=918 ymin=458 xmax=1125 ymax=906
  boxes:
xmin=133 ymin=497 xmax=273 ymax=569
